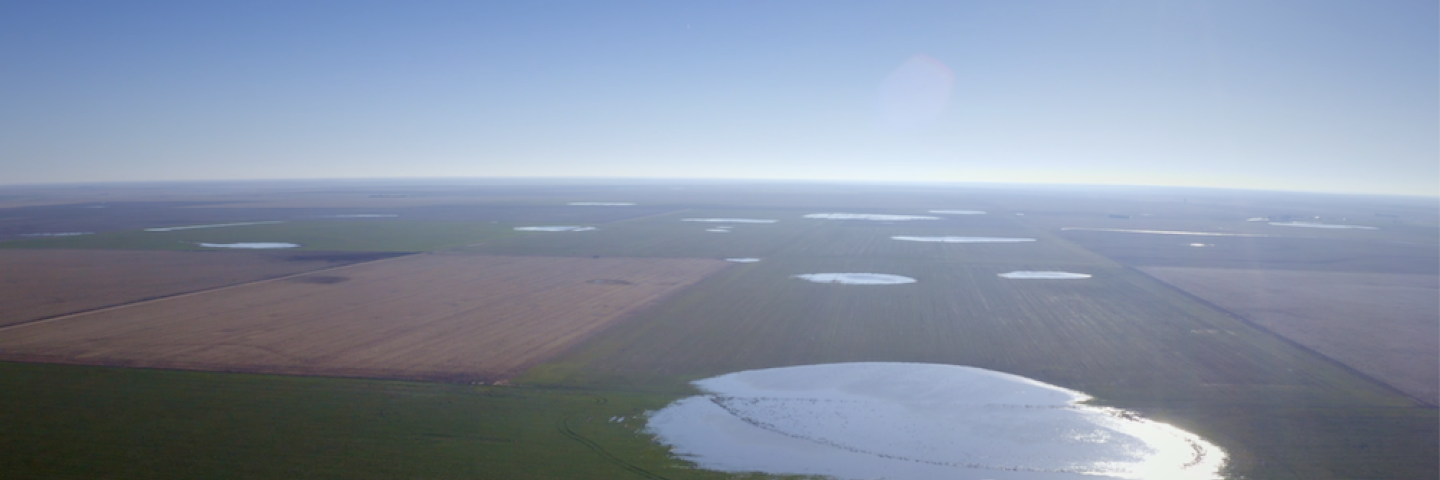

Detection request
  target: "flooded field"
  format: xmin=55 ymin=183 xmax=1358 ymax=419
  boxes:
xmin=514 ymin=226 xmax=597 ymax=232
xmin=803 ymin=213 xmax=939 ymax=221
xmin=646 ymin=362 xmax=1226 ymax=480
xmin=198 ymin=242 xmax=300 ymax=249
xmin=999 ymin=271 xmax=1092 ymax=279
xmin=145 ymin=221 xmax=284 ymax=232
xmin=794 ymin=273 xmax=916 ymax=285
xmin=892 ymin=236 xmax=1035 ymax=243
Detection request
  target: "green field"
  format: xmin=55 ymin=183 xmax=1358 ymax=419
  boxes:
xmin=0 ymin=361 xmax=829 ymax=480
xmin=0 ymin=220 xmax=516 ymax=252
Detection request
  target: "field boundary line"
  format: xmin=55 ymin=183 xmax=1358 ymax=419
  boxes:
xmin=1126 ymin=265 xmax=1435 ymax=408
xmin=0 ymin=253 xmax=420 ymax=334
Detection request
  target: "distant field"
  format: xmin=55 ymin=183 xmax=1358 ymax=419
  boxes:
xmin=1140 ymin=267 xmax=1440 ymax=405
xmin=0 ymin=220 xmax=516 ymax=252
xmin=530 ymin=259 xmax=1397 ymax=398
xmin=0 ymin=254 xmax=728 ymax=382
xmin=1057 ymin=229 xmax=1440 ymax=274
xmin=465 ymin=208 xmax=1115 ymax=267
xmin=0 ymin=250 xmax=404 ymax=327
xmin=0 ymin=201 xmax=683 ymax=241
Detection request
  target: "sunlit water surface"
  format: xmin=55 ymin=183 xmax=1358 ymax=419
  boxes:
xmin=999 ymin=271 xmax=1092 ymax=279
xmin=794 ymin=273 xmax=916 ymax=285
xmin=647 ymin=363 xmax=1226 ymax=480
xmin=198 ymin=242 xmax=299 ymax=249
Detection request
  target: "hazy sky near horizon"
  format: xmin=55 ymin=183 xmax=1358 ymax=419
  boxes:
xmin=2 ymin=1 xmax=1436 ymax=196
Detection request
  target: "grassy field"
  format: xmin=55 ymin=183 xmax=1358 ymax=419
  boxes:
xmin=0 ymin=220 xmax=517 ymax=252
xmin=0 ymin=361 xmax=820 ymax=480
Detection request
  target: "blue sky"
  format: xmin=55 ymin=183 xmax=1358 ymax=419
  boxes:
xmin=2 ymin=1 xmax=1435 ymax=196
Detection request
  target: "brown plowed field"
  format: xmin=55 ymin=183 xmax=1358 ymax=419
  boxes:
xmin=0 ymin=254 xmax=729 ymax=381
xmin=0 ymin=250 xmax=403 ymax=327
xmin=1140 ymin=266 xmax=1440 ymax=405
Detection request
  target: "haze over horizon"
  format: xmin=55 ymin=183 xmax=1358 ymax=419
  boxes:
xmin=2 ymin=1 xmax=1436 ymax=196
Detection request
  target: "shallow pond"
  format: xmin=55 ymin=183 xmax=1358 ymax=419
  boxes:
xmin=999 ymin=271 xmax=1092 ymax=279
xmin=198 ymin=242 xmax=300 ymax=249
xmin=647 ymin=362 xmax=1225 ymax=480
xmin=794 ymin=273 xmax=916 ymax=285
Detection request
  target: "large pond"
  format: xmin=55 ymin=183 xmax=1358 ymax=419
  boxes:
xmin=647 ymin=362 xmax=1226 ymax=480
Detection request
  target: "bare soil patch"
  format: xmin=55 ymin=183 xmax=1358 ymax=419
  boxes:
xmin=0 ymin=254 xmax=729 ymax=382
xmin=1140 ymin=267 xmax=1439 ymax=405
xmin=0 ymin=250 xmax=396 ymax=327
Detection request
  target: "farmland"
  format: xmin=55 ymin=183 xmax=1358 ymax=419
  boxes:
xmin=0 ymin=254 xmax=729 ymax=382
xmin=525 ymin=261 xmax=1435 ymax=479
xmin=0 ymin=181 xmax=1435 ymax=480
xmin=1139 ymin=267 xmax=1439 ymax=405
xmin=0 ymin=249 xmax=405 ymax=327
